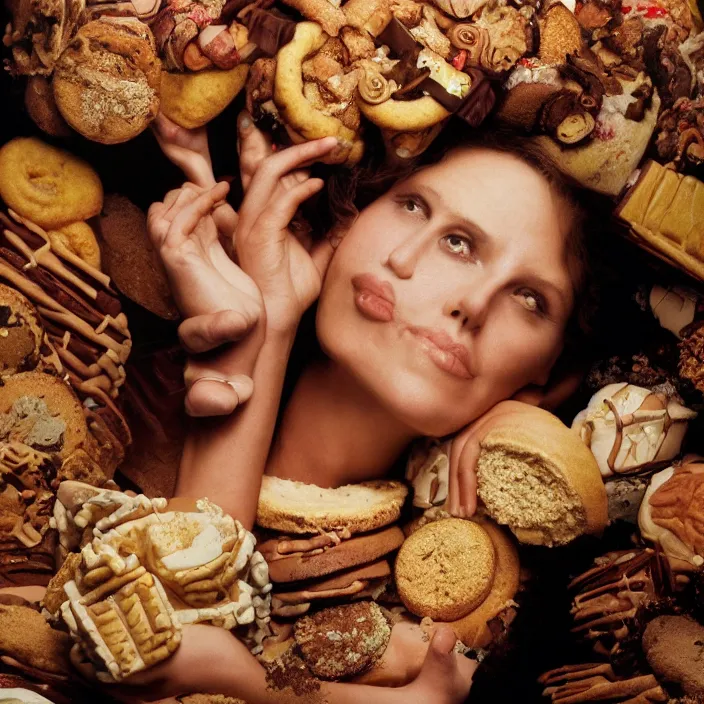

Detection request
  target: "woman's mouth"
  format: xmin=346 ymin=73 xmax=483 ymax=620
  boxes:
xmin=352 ymin=274 xmax=395 ymax=322
xmin=407 ymin=326 xmax=474 ymax=380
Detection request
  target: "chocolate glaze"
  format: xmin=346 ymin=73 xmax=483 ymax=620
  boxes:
xmin=244 ymin=8 xmax=297 ymax=56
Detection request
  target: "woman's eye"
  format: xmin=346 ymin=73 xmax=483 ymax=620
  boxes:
xmin=441 ymin=234 xmax=474 ymax=260
xmin=403 ymin=198 xmax=422 ymax=213
xmin=516 ymin=289 xmax=545 ymax=315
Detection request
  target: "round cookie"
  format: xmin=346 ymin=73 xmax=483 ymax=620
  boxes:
xmin=0 ymin=371 xmax=91 ymax=460
xmin=0 ymin=284 xmax=44 ymax=377
xmin=0 ymin=137 xmax=102 ymax=229
xmin=294 ymin=601 xmax=391 ymax=679
xmin=394 ymin=518 xmax=496 ymax=621
xmin=53 ymin=18 xmax=161 ymax=144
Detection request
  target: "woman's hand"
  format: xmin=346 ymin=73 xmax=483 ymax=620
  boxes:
xmin=152 ymin=113 xmax=215 ymax=189
xmin=148 ymin=182 xmax=264 ymax=415
xmin=235 ymin=122 xmax=339 ymax=333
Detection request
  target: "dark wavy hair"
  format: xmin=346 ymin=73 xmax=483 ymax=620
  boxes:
xmin=310 ymin=117 xmax=613 ymax=353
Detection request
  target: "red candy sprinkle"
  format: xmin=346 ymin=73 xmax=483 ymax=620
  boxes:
xmin=452 ymin=50 xmax=467 ymax=71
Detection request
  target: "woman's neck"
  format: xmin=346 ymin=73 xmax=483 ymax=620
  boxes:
xmin=267 ymin=359 xmax=416 ymax=487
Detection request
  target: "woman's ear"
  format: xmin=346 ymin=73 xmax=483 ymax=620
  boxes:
xmin=513 ymin=357 xmax=587 ymax=412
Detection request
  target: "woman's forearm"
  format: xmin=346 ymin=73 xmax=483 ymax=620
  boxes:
xmin=177 ymin=326 xmax=296 ymax=529
xmin=204 ymin=637 xmax=406 ymax=704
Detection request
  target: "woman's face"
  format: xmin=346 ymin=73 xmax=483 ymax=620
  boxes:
xmin=316 ymin=148 xmax=576 ymax=437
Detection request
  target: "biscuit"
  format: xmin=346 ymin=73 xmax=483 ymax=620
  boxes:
xmin=0 ymin=138 xmax=102 ymax=229
xmin=160 ymin=65 xmax=250 ymax=130
xmin=294 ymin=601 xmax=391 ymax=679
xmin=0 ymin=284 xmax=44 ymax=377
xmin=53 ymin=18 xmax=161 ymax=144
xmin=642 ymin=615 xmax=704 ymax=697
xmin=394 ymin=518 xmax=496 ymax=621
xmin=447 ymin=519 xmax=520 ymax=648
xmin=0 ymin=604 xmax=71 ymax=676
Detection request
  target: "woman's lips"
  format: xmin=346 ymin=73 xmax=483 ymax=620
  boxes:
xmin=407 ymin=326 xmax=474 ymax=380
xmin=352 ymin=274 xmax=395 ymax=322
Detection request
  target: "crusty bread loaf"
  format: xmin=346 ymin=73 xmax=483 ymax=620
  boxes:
xmin=447 ymin=519 xmax=520 ymax=648
xmin=256 ymin=476 xmax=408 ymax=534
xmin=476 ymin=406 xmax=607 ymax=546
xmin=617 ymin=160 xmax=704 ymax=282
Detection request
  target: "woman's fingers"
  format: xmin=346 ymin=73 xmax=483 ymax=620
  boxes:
xmin=237 ymin=112 xmax=272 ymax=192
xmin=165 ymin=182 xmax=230 ymax=249
xmin=453 ymin=435 xmax=480 ymax=518
xmin=238 ymin=137 xmax=337 ymax=235
xmin=250 ymin=178 xmax=324 ymax=244
xmin=184 ymin=373 xmax=254 ymax=417
xmin=178 ymin=310 xmax=259 ymax=354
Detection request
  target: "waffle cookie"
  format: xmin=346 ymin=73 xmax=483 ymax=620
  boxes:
xmin=617 ymin=160 xmax=704 ymax=282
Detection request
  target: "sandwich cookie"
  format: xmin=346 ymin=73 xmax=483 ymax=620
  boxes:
xmin=256 ymin=477 xmax=408 ymax=617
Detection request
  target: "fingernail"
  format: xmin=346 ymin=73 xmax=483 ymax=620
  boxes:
xmin=240 ymin=116 xmax=251 ymax=130
xmin=336 ymin=138 xmax=351 ymax=148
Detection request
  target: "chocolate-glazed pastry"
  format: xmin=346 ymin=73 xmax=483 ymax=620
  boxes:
xmin=569 ymin=548 xmax=671 ymax=657
xmin=243 ymin=7 xmax=297 ymax=56
xmin=0 ymin=209 xmax=132 ymax=445
xmin=572 ymin=383 xmax=696 ymax=479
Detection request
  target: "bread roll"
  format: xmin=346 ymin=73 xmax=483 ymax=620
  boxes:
xmin=477 ymin=405 xmax=607 ymax=546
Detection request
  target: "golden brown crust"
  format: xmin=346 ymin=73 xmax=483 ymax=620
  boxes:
xmin=477 ymin=407 xmax=608 ymax=545
xmin=266 ymin=526 xmax=404 ymax=583
xmin=53 ymin=18 xmax=161 ymax=144
xmin=395 ymin=518 xmax=496 ymax=621
xmin=256 ymin=476 xmax=407 ymax=534
xmin=446 ymin=519 xmax=520 ymax=648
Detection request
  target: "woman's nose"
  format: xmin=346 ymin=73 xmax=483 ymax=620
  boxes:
xmin=447 ymin=284 xmax=492 ymax=331
xmin=384 ymin=231 xmax=428 ymax=279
